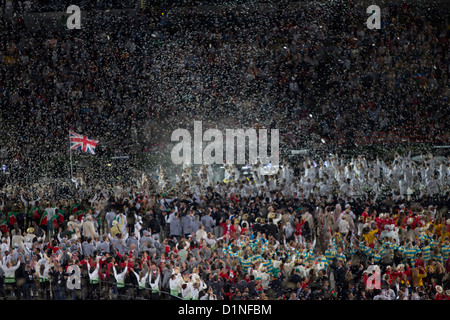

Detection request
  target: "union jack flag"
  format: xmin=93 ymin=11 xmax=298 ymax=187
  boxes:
xmin=69 ymin=131 xmax=99 ymax=155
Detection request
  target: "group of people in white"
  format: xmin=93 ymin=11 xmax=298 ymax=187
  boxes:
xmin=156 ymin=152 xmax=449 ymax=202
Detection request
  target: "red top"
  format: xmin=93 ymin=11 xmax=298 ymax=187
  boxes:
xmin=361 ymin=211 xmax=369 ymax=224
xmin=434 ymin=293 xmax=445 ymax=300
xmin=46 ymin=242 xmax=60 ymax=254
xmin=414 ymin=259 xmax=425 ymax=269
xmin=295 ymin=221 xmax=304 ymax=236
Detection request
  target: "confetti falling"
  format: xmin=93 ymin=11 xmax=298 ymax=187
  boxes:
xmin=0 ymin=0 xmax=448 ymax=301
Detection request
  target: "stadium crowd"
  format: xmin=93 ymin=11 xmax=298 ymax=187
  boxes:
xmin=0 ymin=1 xmax=449 ymax=180
xmin=0 ymin=151 xmax=449 ymax=300
xmin=0 ymin=0 xmax=448 ymax=301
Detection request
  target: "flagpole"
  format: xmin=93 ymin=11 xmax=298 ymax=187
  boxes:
xmin=70 ymin=148 xmax=73 ymax=178
xmin=69 ymin=132 xmax=73 ymax=179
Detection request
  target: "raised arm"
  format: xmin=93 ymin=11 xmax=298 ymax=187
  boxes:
xmin=33 ymin=195 xmax=42 ymax=205
xmin=20 ymin=194 xmax=29 ymax=208
xmin=10 ymin=260 xmax=21 ymax=272
xmin=119 ymin=265 xmax=128 ymax=279
xmin=142 ymin=271 xmax=149 ymax=283
xmin=89 ymin=260 xmax=100 ymax=276
xmin=89 ymin=193 xmax=98 ymax=205
xmin=4 ymin=236 xmax=11 ymax=250
xmin=56 ymin=231 xmax=65 ymax=244
xmin=273 ymin=240 xmax=280 ymax=250
xmin=131 ymin=269 xmax=140 ymax=281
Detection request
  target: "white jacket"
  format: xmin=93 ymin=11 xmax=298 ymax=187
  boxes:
xmin=0 ymin=260 xmax=21 ymax=279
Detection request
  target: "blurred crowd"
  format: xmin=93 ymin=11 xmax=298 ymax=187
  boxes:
xmin=0 ymin=0 xmax=449 ymax=301
xmin=0 ymin=150 xmax=449 ymax=300
xmin=0 ymin=1 xmax=449 ymax=182
xmin=1 ymin=0 xmax=137 ymax=13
